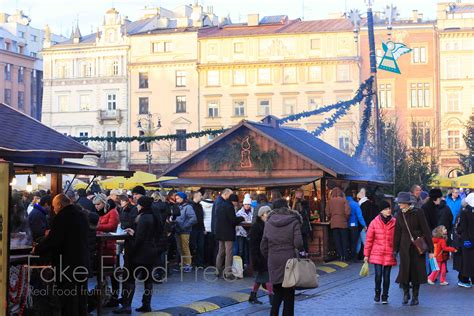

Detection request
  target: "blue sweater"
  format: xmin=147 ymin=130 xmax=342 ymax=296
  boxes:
xmin=446 ymin=195 xmax=462 ymax=224
xmin=28 ymin=204 xmax=49 ymax=241
xmin=347 ymin=197 xmax=367 ymax=228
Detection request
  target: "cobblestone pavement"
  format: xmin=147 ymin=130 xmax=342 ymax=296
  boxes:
xmin=205 ymin=263 xmax=473 ymax=316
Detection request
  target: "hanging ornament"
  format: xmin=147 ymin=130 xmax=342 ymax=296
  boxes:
xmin=240 ymin=136 xmax=252 ymax=168
xmin=378 ymin=41 xmax=411 ymax=74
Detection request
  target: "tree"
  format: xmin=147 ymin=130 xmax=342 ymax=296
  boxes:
xmin=459 ymin=115 xmax=474 ymax=174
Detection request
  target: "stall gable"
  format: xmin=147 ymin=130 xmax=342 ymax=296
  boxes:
xmin=174 ymin=127 xmax=324 ymax=179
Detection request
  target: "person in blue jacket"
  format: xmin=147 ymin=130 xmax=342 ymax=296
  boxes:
xmin=446 ymin=188 xmax=462 ymax=225
xmin=346 ymin=189 xmax=367 ymax=262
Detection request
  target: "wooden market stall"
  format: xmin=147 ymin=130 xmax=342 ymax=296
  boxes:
xmin=147 ymin=116 xmax=388 ymax=262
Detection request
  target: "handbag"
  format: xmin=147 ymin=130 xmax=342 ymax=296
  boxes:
xmin=282 ymin=255 xmax=319 ymax=289
xmin=401 ymin=212 xmax=429 ymax=255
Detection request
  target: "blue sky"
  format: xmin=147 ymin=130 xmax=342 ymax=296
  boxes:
xmin=1 ymin=0 xmax=438 ymax=37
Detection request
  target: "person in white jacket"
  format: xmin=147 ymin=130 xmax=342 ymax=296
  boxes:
xmin=236 ymin=194 xmax=254 ymax=266
xmin=200 ymin=190 xmax=215 ymax=266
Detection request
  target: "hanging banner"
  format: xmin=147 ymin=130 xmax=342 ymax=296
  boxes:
xmin=378 ymin=41 xmax=412 ymax=74
xmin=0 ymin=161 xmax=10 ymax=315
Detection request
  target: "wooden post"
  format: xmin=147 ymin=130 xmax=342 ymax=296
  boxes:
xmin=320 ymin=177 xmax=327 ymax=221
xmin=50 ymin=172 xmax=62 ymax=197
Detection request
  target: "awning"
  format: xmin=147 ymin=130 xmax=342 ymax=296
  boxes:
xmin=145 ymin=177 xmax=320 ymax=188
xmin=100 ymin=171 xmax=176 ymax=190
xmin=13 ymin=161 xmax=134 ymax=177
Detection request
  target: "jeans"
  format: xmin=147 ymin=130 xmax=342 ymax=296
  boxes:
xmin=121 ymin=264 xmax=154 ymax=308
xmin=333 ymin=228 xmax=349 ymax=259
xmin=356 ymin=229 xmax=366 ymax=254
xmin=190 ymin=230 xmax=205 ymax=266
xmin=271 ymin=283 xmax=295 ymax=316
xmin=349 ymin=227 xmax=360 ymax=260
xmin=216 ymin=241 xmax=234 ymax=277
xmin=176 ymin=233 xmax=192 ymax=266
xmin=429 ymin=261 xmax=447 ymax=283
xmin=236 ymin=236 xmax=249 ymax=265
xmin=374 ymin=264 xmax=392 ymax=296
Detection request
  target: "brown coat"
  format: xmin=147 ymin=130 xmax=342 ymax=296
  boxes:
xmin=327 ymin=197 xmax=350 ymax=229
xmin=394 ymin=207 xmax=434 ymax=284
xmin=260 ymin=208 xmax=303 ymax=285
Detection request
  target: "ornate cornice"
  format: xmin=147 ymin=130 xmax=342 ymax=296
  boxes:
xmin=197 ymin=57 xmax=359 ymax=69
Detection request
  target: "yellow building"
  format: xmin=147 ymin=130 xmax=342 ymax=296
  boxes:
xmin=197 ymin=15 xmax=361 ymax=154
xmin=437 ymin=2 xmax=474 ymax=176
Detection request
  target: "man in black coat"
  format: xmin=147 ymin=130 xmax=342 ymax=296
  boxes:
xmin=190 ymin=191 xmax=205 ymax=267
xmin=421 ymin=189 xmax=442 ymax=231
xmin=215 ymin=189 xmax=245 ymax=278
xmin=437 ymin=199 xmax=454 ymax=234
xmin=77 ymin=188 xmax=95 ymax=213
xmin=28 ymin=195 xmax=51 ymax=242
xmin=34 ymin=194 xmax=90 ymax=316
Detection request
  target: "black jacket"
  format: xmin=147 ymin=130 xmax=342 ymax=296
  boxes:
xmin=75 ymin=203 xmax=99 ymax=275
xmin=28 ymin=204 xmax=49 ymax=241
xmin=360 ymin=199 xmax=379 ymax=226
xmin=191 ymin=201 xmax=205 ymax=232
xmin=211 ymin=196 xmax=225 ymax=234
xmin=77 ymin=196 xmax=96 ymax=213
xmin=249 ymin=219 xmax=267 ymax=272
xmin=460 ymin=206 xmax=474 ymax=277
xmin=437 ymin=200 xmax=453 ymax=233
xmin=215 ymin=198 xmax=244 ymax=241
xmin=421 ymin=200 xmax=439 ymax=231
xmin=129 ymin=208 xmax=162 ymax=266
xmin=34 ymin=204 xmax=90 ymax=279
xmin=120 ymin=205 xmax=138 ymax=230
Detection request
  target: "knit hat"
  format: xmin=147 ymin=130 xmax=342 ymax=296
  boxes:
xmin=243 ymin=196 xmax=252 ymax=205
xmin=229 ymin=194 xmax=239 ymax=203
xmin=137 ymin=196 xmax=153 ymax=209
xmin=176 ymin=191 xmax=187 ymax=200
xmin=378 ymin=200 xmax=391 ymax=212
xmin=258 ymin=205 xmax=271 ymax=217
xmin=92 ymin=193 xmax=108 ymax=205
xmin=131 ymin=185 xmax=146 ymax=196
xmin=429 ymin=189 xmax=443 ymax=200
xmin=465 ymin=193 xmax=474 ymax=207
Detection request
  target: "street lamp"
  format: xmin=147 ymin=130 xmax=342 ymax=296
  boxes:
xmin=136 ymin=113 xmax=162 ymax=174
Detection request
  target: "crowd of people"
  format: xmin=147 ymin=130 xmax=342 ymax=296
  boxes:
xmin=9 ymin=183 xmax=474 ymax=316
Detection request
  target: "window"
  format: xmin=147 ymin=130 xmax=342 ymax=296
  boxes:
xmin=107 ymin=131 xmax=117 ymax=151
xmin=152 ymin=41 xmax=172 ymax=53
xmin=164 ymin=42 xmax=172 ymax=52
xmin=233 ymin=69 xmax=246 ymax=85
xmin=447 ymin=130 xmax=461 ymax=150
xmin=338 ymin=130 xmax=351 ymax=154
xmin=207 ymin=70 xmax=219 ymax=86
xmin=81 ymin=62 xmax=92 ymax=77
xmin=283 ymin=67 xmax=297 ymax=84
xmin=207 ymin=100 xmax=219 ymax=117
xmin=30 ymin=52 xmax=37 ymax=58
xmin=31 ymin=34 xmax=37 ymax=42
xmin=139 ymin=72 xmax=148 ymax=89
xmin=308 ymin=66 xmax=322 ymax=82
xmin=336 ymin=64 xmax=350 ymax=81
xmin=234 ymin=42 xmax=244 ymax=53
xmin=258 ymin=99 xmax=270 ymax=116
xmin=138 ymin=131 xmax=147 ymax=152
xmin=18 ymin=67 xmax=24 ymax=83
xmin=107 ymin=94 xmax=117 ymax=110
xmin=57 ymin=64 xmax=67 ymax=78
xmin=447 ymin=91 xmax=461 ymax=112
xmin=379 ymin=84 xmax=393 ymax=108
xmin=446 ymin=58 xmax=460 ymax=79
xmin=176 ymin=129 xmax=187 ymax=152
xmin=258 ymin=68 xmax=271 ymax=84
xmin=4 ymin=42 xmax=10 ymax=51
xmin=310 ymin=38 xmax=321 ymax=50
xmin=412 ymin=47 xmax=427 ymax=63
xmin=410 ymin=83 xmax=430 ymax=108
xmin=4 ymin=64 xmax=11 ymax=81
xmin=113 ymin=61 xmax=119 ymax=75
xmin=176 ymin=96 xmax=186 ymax=113
xmin=19 ymin=31 xmax=25 ymax=38
xmin=79 ymin=95 xmax=90 ymax=110
xmin=4 ymin=89 xmax=11 ymax=105
xmin=283 ymin=98 xmax=296 ymax=115
xmin=308 ymin=96 xmax=322 ymax=110
xmin=233 ymin=100 xmax=246 ymax=116
xmin=139 ymin=97 xmax=149 ymax=114
xmin=58 ymin=95 xmax=69 ymax=112
xmin=176 ymin=71 xmax=186 ymax=87
xmin=17 ymin=92 xmax=24 ymax=110
xmin=79 ymin=132 xmax=89 ymax=146
xmin=411 ymin=122 xmax=431 ymax=148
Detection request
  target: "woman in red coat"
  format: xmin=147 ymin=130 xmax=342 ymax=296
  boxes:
xmin=364 ymin=201 xmax=397 ymax=304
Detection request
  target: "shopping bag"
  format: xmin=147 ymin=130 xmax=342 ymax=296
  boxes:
xmin=429 ymin=257 xmax=440 ymax=272
xmin=359 ymin=262 xmax=369 ymax=277
xmin=282 ymin=258 xmax=319 ymax=289
xmin=232 ymin=255 xmax=244 ymax=279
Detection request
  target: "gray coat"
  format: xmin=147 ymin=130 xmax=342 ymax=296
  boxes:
xmin=260 ymin=208 xmax=303 ymax=284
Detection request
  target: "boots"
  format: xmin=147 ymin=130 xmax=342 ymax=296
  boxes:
xmin=402 ymin=284 xmax=410 ymax=305
xmin=381 ymin=294 xmax=388 ymax=304
xmin=374 ymin=289 xmax=381 ymax=303
xmin=248 ymin=292 xmax=263 ymax=304
xmin=410 ymin=284 xmax=420 ymax=306
xmin=269 ymin=294 xmax=274 ymax=305
xmin=135 ymin=305 xmax=152 ymax=312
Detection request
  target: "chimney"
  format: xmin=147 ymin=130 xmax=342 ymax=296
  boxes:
xmin=412 ymin=10 xmax=419 ymax=23
xmin=248 ymin=14 xmax=259 ymax=26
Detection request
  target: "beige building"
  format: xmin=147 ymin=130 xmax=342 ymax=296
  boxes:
xmin=437 ymin=2 xmax=474 ymax=176
xmin=197 ymin=15 xmax=361 ymax=154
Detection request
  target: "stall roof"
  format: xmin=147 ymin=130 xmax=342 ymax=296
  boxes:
xmin=13 ymin=161 xmax=133 ymax=177
xmin=0 ymin=103 xmax=99 ymax=159
xmin=148 ymin=176 xmax=320 ymax=188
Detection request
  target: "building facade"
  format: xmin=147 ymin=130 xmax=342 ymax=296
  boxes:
xmin=198 ymin=15 xmax=361 ymax=154
xmin=0 ymin=10 xmax=64 ymax=119
xmin=437 ymin=2 xmax=474 ymax=176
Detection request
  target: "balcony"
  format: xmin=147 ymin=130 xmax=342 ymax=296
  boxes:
xmin=97 ymin=109 xmax=122 ymax=124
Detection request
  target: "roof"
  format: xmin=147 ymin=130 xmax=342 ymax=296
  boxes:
xmin=260 ymin=15 xmax=288 ymax=24
xmin=198 ymin=18 xmax=353 ymax=38
xmin=450 ymin=4 xmax=474 ymax=13
xmin=14 ymin=161 xmax=133 ymax=177
xmin=147 ymin=176 xmax=319 ymax=188
xmin=0 ymin=103 xmax=99 ymax=159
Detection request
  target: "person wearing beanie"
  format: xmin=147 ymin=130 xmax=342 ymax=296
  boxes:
xmin=131 ymin=185 xmax=146 ymax=197
xmin=174 ymin=191 xmax=197 ymax=273
xmin=422 ymin=189 xmax=443 ymax=231
xmin=364 ymin=200 xmax=397 ymax=304
xmin=116 ymin=195 xmax=162 ymax=314
xmin=235 ymin=194 xmax=254 ymax=267
xmin=229 ymin=193 xmax=240 ymax=210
